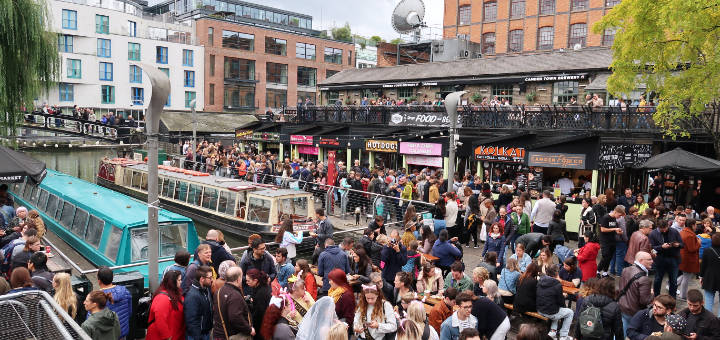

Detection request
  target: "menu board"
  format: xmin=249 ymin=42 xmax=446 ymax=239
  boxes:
xmin=599 ymin=144 xmax=653 ymax=169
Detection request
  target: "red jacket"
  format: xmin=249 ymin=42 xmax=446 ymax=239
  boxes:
xmin=145 ymin=289 xmax=185 ymax=340
xmin=577 ymin=242 xmax=600 ymax=282
xmin=303 ymin=272 xmax=318 ymax=300
xmin=679 ymin=227 xmax=701 ymax=273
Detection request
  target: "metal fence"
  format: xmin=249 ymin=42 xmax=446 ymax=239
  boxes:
xmin=0 ymin=290 xmax=90 ymax=340
xmin=22 ymin=112 xmax=139 ymax=142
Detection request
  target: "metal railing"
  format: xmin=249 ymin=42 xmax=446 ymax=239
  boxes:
xmin=21 ymin=112 xmax=139 ymax=142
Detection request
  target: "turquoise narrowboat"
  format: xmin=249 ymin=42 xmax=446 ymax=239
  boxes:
xmin=7 ymin=169 xmax=199 ymax=286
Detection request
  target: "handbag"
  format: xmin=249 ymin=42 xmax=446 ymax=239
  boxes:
xmin=217 ymin=288 xmax=253 ymax=340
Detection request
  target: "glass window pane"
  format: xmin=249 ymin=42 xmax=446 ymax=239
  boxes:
xmin=85 ymin=215 xmax=105 ymax=249
xmin=177 ymin=181 xmax=188 ymax=201
xmin=104 ymin=226 xmax=123 ymax=261
xmin=55 ymin=198 xmax=65 ymax=221
xmin=46 ymin=194 xmax=59 ymax=216
xmin=60 ymin=201 xmax=76 ymax=229
xmin=160 ymin=223 xmax=188 ymax=258
xmin=130 ymin=228 xmax=148 ymax=262
xmin=247 ymin=197 xmax=271 ymax=223
xmin=70 ymin=207 xmax=89 ymax=237
xmin=201 ymin=187 xmax=218 ymax=210
xmin=188 ymin=184 xmax=202 ymax=205
xmin=218 ymin=191 xmax=229 ymax=214
xmin=37 ymin=189 xmax=49 ymax=211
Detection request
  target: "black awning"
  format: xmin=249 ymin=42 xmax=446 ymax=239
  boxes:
xmin=641 ymin=147 xmax=720 ymax=174
xmin=0 ymin=146 xmax=46 ymax=184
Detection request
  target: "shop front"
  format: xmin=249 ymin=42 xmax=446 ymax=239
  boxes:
xmin=474 ymin=143 xmax=527 ymax=190
xmin=290 ymin=135 xmax=318 ymax=162
xmin=318 ymin=137 xmax=346 ymax=165
xmin=365 ymin=139 xmax=399 ymax=170
xmin=598 ymin=143 xmax=653 ymax=194
xmin=235 ymin=129 xmax=282 ymax=156
xmin=400 ymin=141 xmax=444 ymax=174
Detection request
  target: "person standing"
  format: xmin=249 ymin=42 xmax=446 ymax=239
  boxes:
xmin=318 ymin=239 xmax=351 ymax=293
xmin=598 ymin=206 xmax=626 ymax=277
xmin=530 ymin=191 xmax=555 ymax=235
xmin=380 ymin=232 xmax=407 ymax=286
xmin=184 ymin=265 xmax=214 ymax=340
xmin=575 ymin=277 xmax=624 ymax=340
xmin=678 ymin=219 xmax=700 ymax=300
xmin=245 ymin=269 xmax=271 ymax=340
xmin=183 ymin=244 xmax=214 ymax=294
xmin=311 ymin=208 xmax=334 ymax=265
xmin=146 ymin=270 xmax=185 ymax=340
xmin=507 ymin=204 xmax=530 ymax=253
xmin=649 ymin=219 xmax=683 ymax=298
xmin=213 ymin=267 xmax=254 ymax=339
xmin=95 ymin=266 xmax=132 ymax=339
xmin=579 ymin=198 xmax=597 ymax=248
xmin=699 ymin=233 xmax=720 ymax=316
xmin=238 ymin=238 xmax=276 ymax=294
xmin=276 ymin=219 xmax=303 ymax=263
xmin=81 ymin=291 xmax=121 ymax=340
xmin=678 ymin=289 xmax=720 ymax=340
xmin=618 ymin=251 xmax=654 ymax=337
xmin=625 ymin=220 xmax=653 ymax=265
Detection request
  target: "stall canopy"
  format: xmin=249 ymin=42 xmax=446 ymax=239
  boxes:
xmin=0 ymin=146 xmax=46 ymax=183
xmin=640 ymin=147 xmax=720 ymax=174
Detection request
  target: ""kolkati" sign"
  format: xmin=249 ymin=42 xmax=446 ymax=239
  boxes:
xmin=474 ymin=145 xmax=526 ymax=163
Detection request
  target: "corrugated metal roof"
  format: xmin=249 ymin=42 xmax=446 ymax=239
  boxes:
xmin=160 ymin=111 xmax=258 ymax=133
xmin=321 ymin=48 xmax=613 ymax=85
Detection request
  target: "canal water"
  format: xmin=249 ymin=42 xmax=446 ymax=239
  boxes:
xmin=28 ymin=148 xmax=247 ymax=248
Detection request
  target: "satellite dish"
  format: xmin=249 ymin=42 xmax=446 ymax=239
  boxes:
xmin=573 ymin=43 xmax=582 ymax=51
xmin=392 ymin=0 xmax=426 ymax=34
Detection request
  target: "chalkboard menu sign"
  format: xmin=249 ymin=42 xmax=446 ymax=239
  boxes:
xmin=599 ymin=144 xmax=653 ymax=169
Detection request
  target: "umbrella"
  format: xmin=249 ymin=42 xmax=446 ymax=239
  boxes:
xmin=640 ymin=147 xmax=720 ymax=174
xmin=0 ymin=146 xmax=46 ymax=183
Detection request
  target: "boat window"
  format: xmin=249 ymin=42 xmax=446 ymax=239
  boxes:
xmin=70 ymin=207 xmax=89 ymax=237
xmin=202 ymin=187 xmax=218 ymax=210
xmin=23 ymin=183 xmax=34 ymax=198
xmin=55 ymin=198 xmax=65 ymax=220
xmin=123 ymin=169 xmax=132 ymax=186
xmin=104 ymin=225 xmax=123 ymax=261
xmin=247 ymin=197 xmax=271 ymax=223
xmin=30 ymin=186 xmax=40 ymax=205
xmin=218 ymin=191 xmax=231 ymax=214
xmin=37 ymin=189 xmax=49 ymax=211
xmin=140 ymin=173 xmax=148 ymax=190
xmin=165 ymin=180 xmax=176 ymax=199
xmin=188 ymin=184 xmax=202 ymax=206
xmin=131 ymin=171 xmax=141 ymax=188
xmin=176 ymin=181 xmax=188 ymax=202
xmin=13 ymin=182 xmax=21 ymax=193
xmin=278 ymin=196 xmax=309 ymax=220
xmin=45 ymin=194 xmax=59 ymax=216
xmin=85 ymin=215 xmax=105 ymax=249
xmin=158 ymin=178 xmax=165 ymax=195
xmin=59 ymin=201 xmax=76 ymax=229
xmin=15 ymin=181 xmax=25 ymax=198
xmin=130 ymin=228 xmax=148 ymax=262
xmin=161 ymin=178 xmax=169 ymax=197
xmin=160 ymin=223 xmax=188 ymax=258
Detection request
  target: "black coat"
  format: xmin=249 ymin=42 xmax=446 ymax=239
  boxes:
xmin=576 ymin=294 xmax=624 ymax=340
xmin=514 ymin=277 xmax=537 ymax=314
xmin=536 ymin=275 xmax=564 ymax=315
xmin=700 ymin=246 xmax=720 ymax=291
xmin=472 ymin=297 xmax=507 ymax=338
xmin=678 ymin=307 xmax=720 ymax=340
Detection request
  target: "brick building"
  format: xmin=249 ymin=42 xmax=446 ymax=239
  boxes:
xmin=443 ymin=0 xmax=620 ymax=55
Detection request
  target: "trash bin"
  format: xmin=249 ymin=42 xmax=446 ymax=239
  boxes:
xmin=71 ymin=275 xmax=92 ymax=325
xmin=112 ymin=271 xmax=145 ymax=340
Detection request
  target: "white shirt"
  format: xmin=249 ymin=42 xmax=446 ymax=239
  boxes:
xmin=451 ymin=312 xmax=478 ymax=332
xmin=445 ymin=200 xmax=459 ymax=228
xmin=556 ymin=177 xmax=574 ymax=195
xmin=353 ymin=301 xmax=397 ymax=339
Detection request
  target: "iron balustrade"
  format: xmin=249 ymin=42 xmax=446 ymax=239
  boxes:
xmin=21 ymin=111 xmax=139 ymax=142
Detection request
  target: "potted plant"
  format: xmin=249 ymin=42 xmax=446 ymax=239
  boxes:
xmin=526 ymin=91 xmax=537 ymax=103
xmin=471 ymin=92 xmax=483 ymax=103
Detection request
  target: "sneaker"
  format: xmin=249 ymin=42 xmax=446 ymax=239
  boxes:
xmin=559 ymin=337 xmax=572 ymax=340
xmin=548 ymin=330 xmax=557 ymax=338
xmin=474 ymin=246 xmax=478 ymax=249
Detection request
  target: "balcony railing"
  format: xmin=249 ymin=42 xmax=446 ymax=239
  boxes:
xmin=281 ymin=104 xmax=720 ymax=134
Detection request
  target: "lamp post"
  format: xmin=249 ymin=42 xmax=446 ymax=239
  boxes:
xmin=444 ymin=91 xmax=466 ymax=183
xmin=190 ymin=99 xmax=197 ymax=158
xmin=141 ymin=63 xmax=170 ymax=292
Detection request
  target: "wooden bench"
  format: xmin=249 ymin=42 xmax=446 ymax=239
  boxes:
xmin=504 ymin=303 xmax=549 ymax=321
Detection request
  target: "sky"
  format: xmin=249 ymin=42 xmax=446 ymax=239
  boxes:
xmin=258 ymin=0 xmax=445 ymax=42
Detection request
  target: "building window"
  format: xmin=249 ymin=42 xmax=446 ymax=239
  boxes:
xmin=602 ymin=27 xmax=617 ymax=46
xmin=62 ymin=10 xmax=77 ymax=30
xmin=539 ymin=0 xmax=555 ymax=15
xmin=183 ymin=50 xmax=193 ymax=66
xmin=297 ymin=67 xmax=317 ymax=87
xmin=606 ymin=0 xmax=621 ymax=7
xmin=67 ymin=59 xmax=81 ymax=79
xmin=484 ymin=1 xmax=497 ymax=22
xmin=159 ymin=68 xmax=170 ymax=106
xmin=571 ymin=0 xmax=588 ymax=11
xmin=128 ymin=43 xmax=141 ymax=61
xmin=99 ymin=62 xmax=113 ymax=81
xmin=95 ymin=15 xmax=109 ymax=34
xmin=324 ymin=47 xmax=343 ymax=64
xmin=131 ymin=87 xmax=144 ymax=105
xmin=97 ymin=38 xmax=111 ymax=58
xmin=209 ymin=55 xmax=215 ymax=76
xmin=185 ymin=91 xmax=196 ymax=108
xmin=397 ymin=87 xmax=413 ymax=99
xmin=266 ymin=63 xmax=288 ymax=84
xmin=296 ymin=42 xmax=316 ymax=60
xmin=553 ymin=81 xmax=578 ymax=104
xmin=209 ymin=84 xmax=215 ymax=105
xmin=493 ymin=85 xmax=513 ymax=104
xmin=224 ymin=85 xmax=255 ymax=108
xmin=129 ymin=65 xmax=142 ymax=83
xmin=222 ymin=30 xmax=254 ymax=51
xmin=208 ymin=27 xmax=214 ymax=46
xmin=265 ymin=37 xmax=287 ymax=56
xmin=457 ymin=34 xmax=470 ymax=40
xmin=266 ymin=89 xmax=287 ymax=109
xmin=156 ymin=46 xmax=168 ymax=64
xmin=58 ymin=35 xmax=73 ymax=53
xmin=568 ymin=23 xmax=587 ymax=47
xmin=326 ymin=69 xmax=339 ymax=79
xmin=224 ymin=57 xmax=255 ymax=81
xmin=348 ymin=53 xmax=352 ymax=66
xmin=128 ymin=21 xmax=137 ymax=37
xmin=508 ymin=29 xmax=524 ymax=52
xmin=59 ymin=83 xmax=73 ymax=102
xmin=537 ymin=26 xmax=554 ymax=50
xmin=459 ymin=5 xmax=471 ymax=25
xmin=482 ymin=32 xmax=496 ymax=55
xmin=184 ymin=71 xmax=195 ymax=87
xmin=101 ymin=85 xmax=115 ymax=104
xmin=326 ymin=91 xmax=339 ymax=103
xmin=510 ymin=0 xmax=525 ymax=18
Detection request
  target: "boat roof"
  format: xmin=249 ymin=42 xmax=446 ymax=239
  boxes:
xmin=40 ymin=170 xmax=191 ymax=228
xmin=125 ymin=163 xmax=311 ymax=197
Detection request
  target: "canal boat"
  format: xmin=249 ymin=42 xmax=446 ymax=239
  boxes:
xmin=7 ymin=169 xmax=199 ymax=285
xmin=96 ymin=158 xmax=317 ymax=240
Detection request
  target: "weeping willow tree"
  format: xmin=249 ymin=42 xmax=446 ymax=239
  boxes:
xmin=0 ymin=0 xmax=60 ymax=138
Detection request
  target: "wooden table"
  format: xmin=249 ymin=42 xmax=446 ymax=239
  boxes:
xmin=422 ymin=253 xmax=440 ymax=262
xmin=563 ymin=285 xmax=579 ymax=295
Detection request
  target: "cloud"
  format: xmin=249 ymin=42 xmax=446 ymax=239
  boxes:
xmin=258 ymin=0 xmax=444 ymax=41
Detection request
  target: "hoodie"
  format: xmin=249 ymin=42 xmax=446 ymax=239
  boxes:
xmin=536 ymin=275 xmax=564 ymax=315
xmin=81 ymin=308 xmax=121 ymax=340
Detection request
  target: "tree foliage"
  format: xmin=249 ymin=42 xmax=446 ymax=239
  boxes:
xmin=370 ymin=36 xmax=385 ymax=44
xmin=594 ymin=0 xmax=720 ymax=155
xmin=0 ymin=0 xmax=60 ymax=136
xmin=390 ymin=38 xmax=404 ymax=45
xmin=332 ymin=23 xmax=352 ymax=42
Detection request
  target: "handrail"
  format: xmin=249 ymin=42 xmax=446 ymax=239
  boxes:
xmin=41 ymin=236 xmax=87 ymax=274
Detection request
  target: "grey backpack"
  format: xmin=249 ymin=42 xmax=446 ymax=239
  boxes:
xmin=579 ymin=302 xmax=604 ymax=338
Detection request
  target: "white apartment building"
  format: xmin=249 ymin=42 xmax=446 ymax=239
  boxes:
xmin=41 ymin=0 xmax=204 ymax=117
xmin=355 ymin=44 xmax=377 ymax=69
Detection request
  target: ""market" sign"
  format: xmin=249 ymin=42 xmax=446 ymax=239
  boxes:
xmin=474 ymin=145 xmax=526 ymax=163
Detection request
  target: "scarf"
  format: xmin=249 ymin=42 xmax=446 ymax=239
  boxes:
xmin=328 ymin=286 xmax=346 ymax=303
xmin=489 ymin=232 xmax=501 ymax=239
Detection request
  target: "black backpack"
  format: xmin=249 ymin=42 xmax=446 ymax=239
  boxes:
xmin=579 ymin=301 xmax=604 ymax=339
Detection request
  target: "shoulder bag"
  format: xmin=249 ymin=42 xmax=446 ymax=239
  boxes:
xmin=217 ymin=288 xmax=252 ymax=340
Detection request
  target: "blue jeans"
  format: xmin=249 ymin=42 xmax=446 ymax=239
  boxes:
xmin=622 ymin=313 xmax=632 ymax=338
xmin=653 ymin=256 xmax=679 ymax=298
xmin=610 ymin=241 xmax=628 ymax=274
xmin=540 ymin=307 xmax=574 ymax=337
xmin=704 ymin=290 xmax=720 ymax=316
xmin=186 ymin=334 xmax=210 ymax=340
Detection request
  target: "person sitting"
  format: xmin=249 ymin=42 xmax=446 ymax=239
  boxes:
xmin=52 ymin=273 xmax=78 ymax=321
xmin=575 ymin=231 xmax=601 ymax=282
xmin=444 ymin=261 xmax=473 ymax=292
xmin=8 ymin=267 xmax=39 ymax=294
xmin=81 ymin=290 xmax=121 ymax=340
xmin=471 ymin=266 xmax=489 ymax=297
xmin=416 ymin=262 xmax=445 ymax=295
xmin=575 ymin=277 xmax=624 ymax=339
xmin=429 ymin=287 xmax=457 ymax=334
xmin=432 ymin=229 xmax=461 ymax=274
xmin=328 ymin=268 xmax=356 ymax=325
xmin=536 ymin=247 xmax=555 ymax=275
xmin=536 ymin=265 xmax=574 ymax=340
xmin=558 ymin=256 xmax=582 ymax=288
xmin=627 ymin=294 xmax=676 ymax=340
xmin=260 ymin=294 xmax=297 ymax=340
xmin=287 ymin=276 xmax=315 ymax=324
xmin=508 ymin=243 xmax=532 ymax=272
xmin=295 ymin=259 xmax=318 ymax=300
xmin=483 ymin=280 xmax=503 ymax=306
xmin=471 ymin=293 xmax=510 ymax=340
xmin=439 ymin=291 xmax=478 ymax=340
xmin=28 ymin=252 xmax=54 ymax=293
xmin=350 ymin=247 xmax=374 ymax=285
xmin=478 ymin=251 xmax=499 ymax=282
xmin=513 ymin=262 xmax=540 ymax=315
xmin=353 ymin=283 xmax=397 ymax=340
xmin=407 ymin=301 xmax=440 ymax=340
xmin=498 ymin=257 xmax=521 ymax=304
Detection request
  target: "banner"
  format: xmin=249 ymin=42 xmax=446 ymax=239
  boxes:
xmin=290 ymin=135 xmax=313 ymax=145
xmin=319 ymin=138 xmax=341 ymax=147
xmin=528 ymin=152 xmax=586 ymax=169
xmin=474 ymin=145 xmax=526 ymax=163
xmin=365 ymin=140 xmax=398 ymax=153
xmin=389 ymin=111 xmax=452 ymax=127
xmin=253 ymin=132 xmax=279 ymax=141
xmin=599 ymin=144 xmax=652 ymax=169
xmin=405 ymin=155 xmax=443 ymax=167
xmin=400 ymin=142 xmax=442 ymax=156
xmin=0 ymin=175 xmax=23 ymax=182
xmin=235 ymin=129 xmax=253 ymax=140
xmin=298 ymin=145 xmax=319 ymax=155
